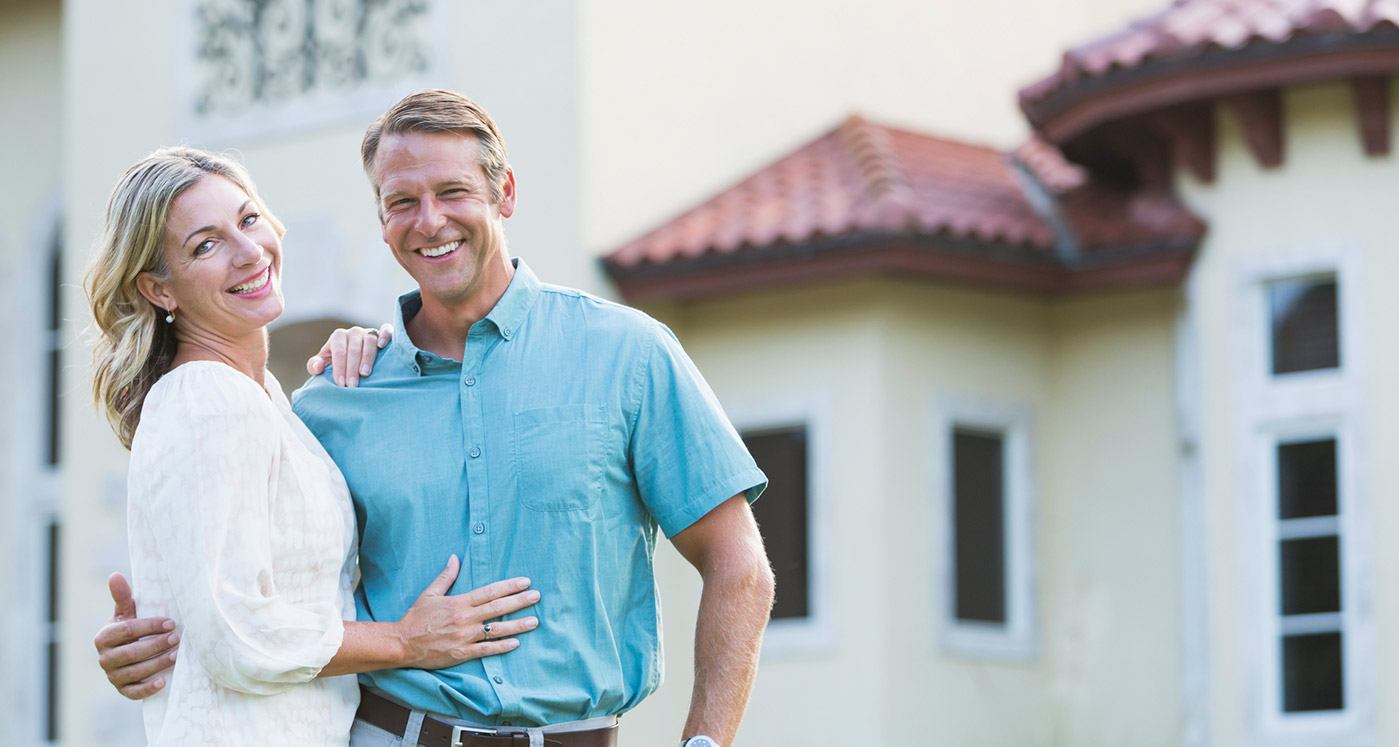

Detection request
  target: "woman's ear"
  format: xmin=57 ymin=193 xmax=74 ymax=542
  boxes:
xmin=135 ymin=271 xmax=174 ymax=315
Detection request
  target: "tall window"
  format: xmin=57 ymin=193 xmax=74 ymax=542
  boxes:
xmin=39 ymin=224 xmax=63 ymax=743
xmin=953 ymin=428 xmax=1006 ymax=625
xmin=938 ymin=403 xmax=1034 ymax=659
xmin=1274 ymin=437 xmax=1344 ymax=713
xmin=742 ymin=426 xmax=809 ymax=621
xmin=1249 ymin=268 xmax=1366 ymax=742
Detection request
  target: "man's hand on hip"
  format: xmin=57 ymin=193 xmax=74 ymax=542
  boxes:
xmin=93 ymin=572 xmax=179 ymax=700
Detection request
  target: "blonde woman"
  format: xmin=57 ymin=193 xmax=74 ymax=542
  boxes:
xmin=85 ymin=147 xmax=541 ymax=746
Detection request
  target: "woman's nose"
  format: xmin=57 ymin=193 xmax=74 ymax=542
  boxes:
xmin=230 ymin=231 xmax=265 ymax=265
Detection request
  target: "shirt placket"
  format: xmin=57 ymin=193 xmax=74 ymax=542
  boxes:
xmin=461 ymin=326 xmax=521 ymax=722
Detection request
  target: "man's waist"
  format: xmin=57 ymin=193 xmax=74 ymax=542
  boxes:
xmin=357 ymin=667 xmax=651 ymax=727
xmin=357 ymin=687 xmax=619 ymax=747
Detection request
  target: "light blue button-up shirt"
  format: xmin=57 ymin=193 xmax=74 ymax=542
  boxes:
xmin=292 ymin=259 xmax=766 ymax=726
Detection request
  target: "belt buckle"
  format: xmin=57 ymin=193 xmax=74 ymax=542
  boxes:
xmin=450 ymin=724 xmax=499 ymax=747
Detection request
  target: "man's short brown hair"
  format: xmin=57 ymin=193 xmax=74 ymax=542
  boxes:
xmin=361 ymin=89 xmax=510 ymax=203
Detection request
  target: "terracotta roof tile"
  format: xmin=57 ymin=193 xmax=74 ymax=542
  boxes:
xmin=1022 ymin=0 xmax=1399 ymax=122
xmin=604 ymin=118 xmax=1204 ymax=301
xmin=606 ymin=117 xmax=1054 ymax=272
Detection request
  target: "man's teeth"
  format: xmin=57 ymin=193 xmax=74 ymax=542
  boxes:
xmin=231 ymin=269 xmax=270 ymax=294
xmin=419 ymin=240 xmax=462 ymax=258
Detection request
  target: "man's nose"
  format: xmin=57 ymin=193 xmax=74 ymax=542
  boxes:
xmin=415 ymin=197 xmax=448 ymax=236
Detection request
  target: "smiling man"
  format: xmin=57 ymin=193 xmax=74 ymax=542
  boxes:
xmin=96 ymin=90 xmax=774 ymax=747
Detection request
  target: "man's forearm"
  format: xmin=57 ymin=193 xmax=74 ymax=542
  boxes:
xmin=682 ymin=554 xmax=776 ymax=745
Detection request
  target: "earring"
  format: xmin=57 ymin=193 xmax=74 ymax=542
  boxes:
xmin=165 ymin=309 xmax=175 ymax=323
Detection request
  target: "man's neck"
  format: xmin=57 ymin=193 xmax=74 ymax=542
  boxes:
xmin=406 ymin=259 xmax=515 ymax=361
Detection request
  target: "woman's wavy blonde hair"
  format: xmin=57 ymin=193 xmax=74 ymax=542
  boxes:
xmin=84 ymin=147 xmax=284 ymax=449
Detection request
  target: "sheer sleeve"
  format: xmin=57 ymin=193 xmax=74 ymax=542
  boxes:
xmin=136 ymin=365 xmax=345 ymax=695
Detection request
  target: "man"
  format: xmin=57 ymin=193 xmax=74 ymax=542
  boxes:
xmin=95 ymin=89 xmax=774 ymax=747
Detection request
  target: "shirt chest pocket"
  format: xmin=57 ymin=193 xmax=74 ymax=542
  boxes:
xmin=512 ymin=404 xmax=608 ymax=512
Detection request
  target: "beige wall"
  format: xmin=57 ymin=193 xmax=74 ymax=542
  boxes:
xmin=627 ymin=279 xmax=1182 ymax=745
xmin=1178 ymin=81 xmax=1399 ymax=746
xmin=32 ymin=0 xmax=1214 ymax=743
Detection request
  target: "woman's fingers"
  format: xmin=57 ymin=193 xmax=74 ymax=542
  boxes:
xmin=358 ymin=329 xmax=380 ymax=377
xmin=462 ymin=577 xmax=531 ymax=606
xmin=420 ymin=555 xmax=460 ymax=598
xmin=477 ymin=615 xmax=539 ymax=642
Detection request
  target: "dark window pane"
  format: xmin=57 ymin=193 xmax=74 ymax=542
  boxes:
xmin=1282 ymin=632 xmax=1344 ymax=712
xmin=1280 ymin=536 xmax=1340 ymax=615
xmin=1277 ymin=439 xmax=1336 ymax=519
xmin=47 ymin=522 xmax=60 ymax=623
xmin=46 ymin=239 xmax=61 ymax=467
xmin=46 ymin=640 xmax=59 ymax=741
xmin=744 ymin=427 xmax=809 ymax=621
xmin=45 ymin=521 xmax=60 ymax=741
xmin=1270 ymin=278 xmax=1339 ymax=374
xmin=953 ymin=429 xmax=1006 ymax=624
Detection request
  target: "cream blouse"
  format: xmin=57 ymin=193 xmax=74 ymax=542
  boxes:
xmin=127 ymin=362 xmax=359 ymax=746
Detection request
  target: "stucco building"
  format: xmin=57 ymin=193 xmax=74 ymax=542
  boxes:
xmin=3 ymin=0 xmax=1396 ymax=745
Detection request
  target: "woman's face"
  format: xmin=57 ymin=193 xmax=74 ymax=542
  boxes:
xmin=145 ymin=174 xmax=284 ymax=339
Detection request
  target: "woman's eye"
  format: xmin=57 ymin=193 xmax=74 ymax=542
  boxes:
xmin=241 ymin=212 xmax=260 ymax=227
xmin=193 ymin=239 xmax=215 ymax=256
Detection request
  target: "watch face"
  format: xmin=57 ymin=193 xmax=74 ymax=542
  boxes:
xmin=684 ymin=738 xmax=720 ymax=747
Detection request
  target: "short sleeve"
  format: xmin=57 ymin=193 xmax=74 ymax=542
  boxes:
xmin=628 ymin=323 xmax=767 ymax=537
xmin=138 ymin=367 xmax=345 ymax=695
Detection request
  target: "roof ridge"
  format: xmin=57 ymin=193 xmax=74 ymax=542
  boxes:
xmin=834 ymin=115 xmax=916 ymax=226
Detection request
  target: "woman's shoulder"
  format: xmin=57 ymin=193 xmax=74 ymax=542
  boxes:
xmin=136 ymin=362 xmax=277 ymax=444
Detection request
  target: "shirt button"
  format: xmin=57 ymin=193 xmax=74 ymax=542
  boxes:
xmin=469 ymin=446 xmax=481 ymax=458
xmin=493 ymin=676 xmax=504 ymax=685
xmin=465 ymin=376 xmax=476 ymax=387
xmin=473 ymin=522 xmax=485 ymax=535
xmin=503 ymin=327 xmax=513 ymax=338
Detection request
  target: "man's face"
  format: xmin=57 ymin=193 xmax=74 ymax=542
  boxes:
xmin=374 ymin=131 xmax=515 ymax=308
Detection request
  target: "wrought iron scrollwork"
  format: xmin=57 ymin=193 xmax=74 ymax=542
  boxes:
xmin=194 ymin=0 xmax=430 ymax=117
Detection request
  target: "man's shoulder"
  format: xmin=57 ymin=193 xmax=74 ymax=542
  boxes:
xmin=534 ymin=282 xmax=666 ymax=339
xmin=289 ymin=370 xmax=341 ymax=423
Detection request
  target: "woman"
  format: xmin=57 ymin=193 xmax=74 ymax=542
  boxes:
xmin=85 ymin=147 xmax=539 ymax=746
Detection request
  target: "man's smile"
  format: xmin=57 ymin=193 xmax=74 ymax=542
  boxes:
xmin=417 ymin=239 xmax=462 ymax=259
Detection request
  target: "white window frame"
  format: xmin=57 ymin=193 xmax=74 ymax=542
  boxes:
xmin=933 ymin=397 xmax=1036 ymax=661
xmin=1235 ymin=248 xmax=1374 ymax=747
xmin=175 ymin=0 xmax=454 ymax=145
xmin=728 ymin=395 xmax=834 ymax=658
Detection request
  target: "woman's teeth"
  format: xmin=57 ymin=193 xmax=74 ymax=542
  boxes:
xmin=230 ymin=268 xmax=270 ymax=294
xmin=419 ymin=240 xmax=462 ymax=258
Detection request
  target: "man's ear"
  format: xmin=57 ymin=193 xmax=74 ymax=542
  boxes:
xmin=496 ymin=168 xmax=517 ymax=219
xmin=135 ymin=271 xmax=174 ymax=316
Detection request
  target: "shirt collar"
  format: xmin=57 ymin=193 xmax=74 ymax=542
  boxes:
xmin=388 ymin=257 xmax=542 ymax=374
xmin=482 ymin=257 xmax=541 ymax=342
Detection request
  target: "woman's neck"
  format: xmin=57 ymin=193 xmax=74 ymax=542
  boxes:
xmin=170 ymin=328 xmax=270 ymax=388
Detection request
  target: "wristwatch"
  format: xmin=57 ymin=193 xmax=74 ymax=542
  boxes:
xmin=681 ymin=738 xmax=720 ymax=747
